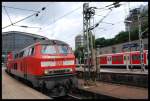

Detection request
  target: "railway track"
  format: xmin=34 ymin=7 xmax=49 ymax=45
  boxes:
xmin=5 ymin=71 xmax=114 ymax=99
xmin=66 ymin=94 xmax=82 ymax=99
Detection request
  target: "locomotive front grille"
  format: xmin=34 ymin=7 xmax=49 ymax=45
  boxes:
xmin=44 ymin=68 xmax=72 ymax=75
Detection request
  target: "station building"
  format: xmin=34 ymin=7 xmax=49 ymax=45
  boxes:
xmin=75 ymin=34 xmax=84 ymax=49
xmin=2 ymin=31 xmax=49 ymax=63
xmin=98 ymin=38 xmax=148 ymax=55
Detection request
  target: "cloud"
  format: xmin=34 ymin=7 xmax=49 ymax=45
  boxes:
xmin=2 ymin=2 xmax=148 ymax=50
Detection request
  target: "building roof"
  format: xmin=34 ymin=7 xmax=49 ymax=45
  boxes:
xmin=75 ymin=34 xmax=83 ymax=38
xmin=2 ymin=31 xmax=49 ymax=40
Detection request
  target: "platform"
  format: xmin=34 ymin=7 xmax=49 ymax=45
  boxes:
xmin=78 ymin=79 xmax=148 ymax=99
xmin=2 ymin=67 xmax=51 ymax=99
xmin=76 ymin=66 xmax=148 ymax=75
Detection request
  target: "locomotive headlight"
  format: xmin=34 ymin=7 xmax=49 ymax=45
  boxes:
xmin=41 ymin=61 xmax=56 ymax=67
xmin=44 ymin=70 xmax=49 ymax=74
xmin=63 ymin=60 xmax=74 ymax=65
xmin=68 ymin=68 xmax=73 ymax=72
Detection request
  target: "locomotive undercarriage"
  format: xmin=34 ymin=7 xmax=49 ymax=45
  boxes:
xmin=27 ymin=74 xmax=78 ymax=97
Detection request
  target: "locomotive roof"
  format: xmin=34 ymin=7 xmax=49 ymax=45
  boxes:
xmin=39 ymin=39 xmax=69 ymax=46
xmin=98 ymin=50 xmax=148 ymax=57
xmin=13 ymin=39 xmax=69 ymax=54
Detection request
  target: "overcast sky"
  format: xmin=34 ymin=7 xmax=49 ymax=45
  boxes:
xmin=2 ymin=2 xmax=148 ymax=50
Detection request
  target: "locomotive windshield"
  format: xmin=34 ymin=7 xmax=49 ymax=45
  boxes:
xmin=58 ymin=45 xmax=71 ymax=54
xmin=41 ymin=45 xmax=57 ymax=54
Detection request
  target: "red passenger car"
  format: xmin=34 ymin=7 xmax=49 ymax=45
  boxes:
xmin=98 ymin=50 xmax=148 ymax=69
xmin=6 ymin=39 xmax=78 ymax=97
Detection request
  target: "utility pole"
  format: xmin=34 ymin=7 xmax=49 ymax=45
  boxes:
xmin=83 ymin=3 xmax=95 ymax=84
xmin=82 ymin=2 xmax=121 ymax=84
xmin=138 ymin=13 xmax=145 ymax=72
xmin=83 ymin=3 xmax=90 ymax=82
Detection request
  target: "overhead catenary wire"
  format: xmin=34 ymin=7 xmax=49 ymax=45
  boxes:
xmin=39 ymin=5 xmax=82 ymax=32
xmin=13 ymin=24 xmax=41 ymax=29
xmin=89 ymin=9 xmax=112 ymax=30
xmin=36 ymin=4 xmax=49 ymax=22
xmin=2 ymin=5 xmax=40 ymax=12
xmin=2 ymin=12 xmax=39 ymax=29
xmin=3 ymin=6 xmax=13 ymax=25
xmin=2 ymin=7 xmax=46 ymax=29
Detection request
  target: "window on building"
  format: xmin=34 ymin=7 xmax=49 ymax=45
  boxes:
xmin=144 ymin=44 xmax=148 ymax=50
xmin=112 ymin=47 xmax=116 ymax=53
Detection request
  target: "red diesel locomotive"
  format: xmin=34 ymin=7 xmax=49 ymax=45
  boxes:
xmin=98 ymin=50 xmax=148 ymax=70
xmin=6 ymin=39 xmax=78 ymax=97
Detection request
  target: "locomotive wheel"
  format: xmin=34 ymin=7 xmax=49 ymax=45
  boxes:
xmin=39 ymin=82 xmax=47 ymax=93
xmin=50 ymin=84 xmax=66 ymax=97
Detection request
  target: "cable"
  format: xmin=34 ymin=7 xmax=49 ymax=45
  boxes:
xmin=2 ymin=7 xmax=46 ymax=29
xmin=36 ymin=4 xmax=49 ymax=22
xmin=3 ymin=6 xmax=13 ymax=25
xmin=89 ymin=9 xmax=112 ymax=30
xmin=36 ymin=4 xmax=51 ymax=27
xmin=13 ymin=24 xmax=41 ymax=29
xmin=2 ymin=12 xmax=38 ymax=29
xmin=97 ymin=9 xmax=112 ymax=23
xmin=2 ymin=5 xmax=39 ymax=12
xmin=100 ymin=21 xmax=114 ymax=25
xmin=39 ymin=5 xmax=82 ymax=31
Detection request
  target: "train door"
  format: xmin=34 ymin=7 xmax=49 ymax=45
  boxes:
xmin=146 ymin=51 xmax=148 ymax=65
xmin=23 ymin=61 xmax=27 ymax=79
xmin=24 ymin=59 xmax=27 ymax=79
xmin=107 ymin=55 xmax=112 ymax=65
xmin=21 ymin=61 xmax=26 ymax=79
xmin=124 ymin=53 xmax=130 ymax=70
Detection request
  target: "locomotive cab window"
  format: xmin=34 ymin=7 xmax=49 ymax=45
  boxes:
xmin=41 ymin=45 xmax=56 ymax=54
xmin=24 ymin=49 xmax=29 ymax=56
xmin=29 ymin=47 xmax=35 ymax=56
xmin=31 ymin=47 xmax=34 ymax=55
xmin=58 ymin=45 xmax=71 ymax=54
xmin=19 ymin=51 xmax=24 ymax=58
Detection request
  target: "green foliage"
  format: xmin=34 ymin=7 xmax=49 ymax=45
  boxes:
xmin=74 ymin=46 xmax=84 ymax=63
xmin=95 ymin=4 xmax=148 ymax=48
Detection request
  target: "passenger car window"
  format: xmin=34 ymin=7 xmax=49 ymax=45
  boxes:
xmin=41 ymin=45 xmax=56 ymax=54
xmin=112 ymin=57 xmax=115 ymax=62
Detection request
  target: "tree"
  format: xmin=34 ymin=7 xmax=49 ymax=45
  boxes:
xmin=95 ymin=4 xmax=148 ymax=48
xmin=74 ymin=46 xmax=84 ymax=64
